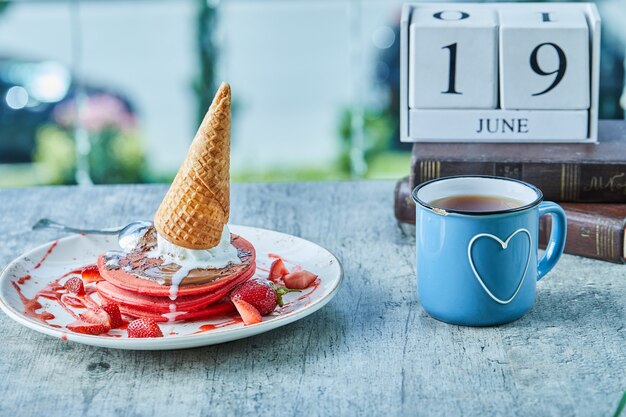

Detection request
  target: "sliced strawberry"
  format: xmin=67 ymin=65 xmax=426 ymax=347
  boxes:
xmin=232 ymin=298 xmax=262 ymax=325
xmin=64 ymin=277 xmax=85 ymax=295
xmin=283 ymin=270 xmax=318 ymax=289
xmin=81 ymin=265 xmax=103 ymax=284
xmin=67 ymin=320 xmax=109 ymax=335
xmin=231 ymin=279 xmax=278 ymax=315
xmin=79 ymin=308 xmax=112 ymax=331
xmin=268 ymin=258 xmax=289 ymax=282
xmin=100 ymin=302 xmax=123 ymax=329
xmin=127 ymin=318 xmax=163 ymax=338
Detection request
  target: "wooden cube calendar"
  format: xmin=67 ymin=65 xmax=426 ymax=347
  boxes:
xmin=400 ymin=3 xmax=601 ymax=143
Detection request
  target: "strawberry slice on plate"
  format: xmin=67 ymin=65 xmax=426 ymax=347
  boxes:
xmin=66 ymin=321 xmax=110 ymax=335
xmin=232 ymin=299 xmax=262 ymax=325
xmin=81 ymin=265 xmax=103 ymax=284
xmin=80 ymin=308 xmax=112 ymax=329
xmin=100 ymin=302 xmax=124 ymax=329
xmin=283 ymin=270 xmax=318 ymax=290
xmin=67 ymin=307 xmax=112 ymax=335
xmin=64 ymin=277 xmax=85 ymax=295
xmin=268 ymin=259 xmax=289 ymax=282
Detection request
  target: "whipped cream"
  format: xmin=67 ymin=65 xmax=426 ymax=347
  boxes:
xmin=149 ymin=225 xmax=242 ymax=300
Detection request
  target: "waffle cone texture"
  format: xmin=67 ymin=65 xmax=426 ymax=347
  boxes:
xmin=154 ymin=83 xmax=231 ymax=250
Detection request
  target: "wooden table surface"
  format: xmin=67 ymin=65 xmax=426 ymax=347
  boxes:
xmin=0 ymin=181 xmax=624 ymax=417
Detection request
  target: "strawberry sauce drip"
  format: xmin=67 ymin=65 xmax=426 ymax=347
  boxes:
xmin=11 ymin=281 xmax=56 ymax=323
xmin=33 ymin=240 xmax=58 ymax=269
xmin=17 ymin=275 xmax=31 ymax=284
xmin=296 ymin=279 xmax=320 ymax=302
xmin=59 ymin=267 xmax=90 ymax=280
xmin=12 ymin=264 xmax=101 ymax=327
xmin=193 ymin=315 xmax=243 ymax=333
xmin=277 ymin=279 xmax=321 ymax=314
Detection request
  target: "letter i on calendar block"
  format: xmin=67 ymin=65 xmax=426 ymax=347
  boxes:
xmin=408 ymin=7 xmax=498 ymax=109
xmin=499 ymin=9 xmax=590 ymax=110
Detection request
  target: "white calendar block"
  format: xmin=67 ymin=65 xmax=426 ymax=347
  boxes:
xmin=408 ymin=6 xmax=498 ymax=109
xmin=400 ymin=3 xmax=601 ymax=143
xmin=499 ymin=9 xmax=590 ymax=110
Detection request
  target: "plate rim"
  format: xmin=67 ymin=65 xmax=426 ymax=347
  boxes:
xmin=0 ymin=224 xmax=343 ymax=350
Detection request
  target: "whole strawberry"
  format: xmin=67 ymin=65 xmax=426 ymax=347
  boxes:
xmin=230 ymin=279 xmax=295 ymax=316
xmin=127 ymin=318 xmax=163 ymax=338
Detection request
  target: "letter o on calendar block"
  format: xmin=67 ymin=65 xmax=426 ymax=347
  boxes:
xmin=408 ymin=7 xmax=498 ymax=109
xmin=499 ymin=9 xmax=590 ymax=110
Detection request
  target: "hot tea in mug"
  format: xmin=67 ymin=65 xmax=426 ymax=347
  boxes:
xmin=412 ymin=176 xmax=567 ymax=326
xmin=429 ymin=195 xmax=525 ymax=212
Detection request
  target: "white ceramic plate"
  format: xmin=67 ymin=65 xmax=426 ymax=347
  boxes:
xmin=0 ymin=225 xmax=342 ymax=350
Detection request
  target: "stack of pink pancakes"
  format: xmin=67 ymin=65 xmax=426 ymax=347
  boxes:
xmin=96 ymin=232 xmax=256 ymax=322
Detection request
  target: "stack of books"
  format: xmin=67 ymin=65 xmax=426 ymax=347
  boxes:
xmin=394 ymin=120 xmax=626 ymax=264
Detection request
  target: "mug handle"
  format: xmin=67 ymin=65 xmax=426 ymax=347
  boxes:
xmin=537 ymin=201 xmax=567 ymax=281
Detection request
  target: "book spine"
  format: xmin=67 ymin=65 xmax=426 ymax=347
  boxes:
xmin=410 ymin=161 xmax=626 ymax=203
xmin=395 ymin=178 xmax=625 ymax=263
xmin=539 ymin=211 xmax=625 ymax=264
xmin=395 ymin=177 xmax=417 ymax=225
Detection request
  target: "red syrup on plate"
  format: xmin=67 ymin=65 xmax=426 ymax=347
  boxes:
xmin=10 ymin=240 xmax=104 ymax=332
xmin=193 ymin=316 xmax=243 ymax=334
xmin=276 ymin=280 xmax=320 ymax=314
xmin=12 ymin=272 xmax=100 ymax=324
xmin=11 ymin=281 xmax=57 ymax=326
xmin=265 ymin=254 xmax=322 ymax=314
xmin=12 ymin=245 xmax=322 ymax=338
xmin=11 ymin=270 xmax=126 ymax=338
xmin=17 ymin=275 xmax=31 ymax=284
xmin=33 ymin=241 xmax=58 ymax=269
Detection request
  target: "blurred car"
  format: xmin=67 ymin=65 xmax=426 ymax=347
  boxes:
xmin=0 ymin=57 xmax=136 ymax=163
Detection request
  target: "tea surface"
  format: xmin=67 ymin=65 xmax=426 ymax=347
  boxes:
xmin=429 ymin=195 xmax=524 ymax=212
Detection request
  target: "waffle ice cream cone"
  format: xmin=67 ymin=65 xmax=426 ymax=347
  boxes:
xmin=154 ymin=82 xmax=231 ymax=250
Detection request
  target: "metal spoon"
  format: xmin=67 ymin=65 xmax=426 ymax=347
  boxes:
xmin=32 ymin=218 xmax=153 ymax=251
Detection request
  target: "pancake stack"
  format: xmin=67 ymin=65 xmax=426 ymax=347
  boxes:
xmin=96 ymin=232 xmax=256 ymax=322
xmin=96 ymin=83 xmax=256 ymax=322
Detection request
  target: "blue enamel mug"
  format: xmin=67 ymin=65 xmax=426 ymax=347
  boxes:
xmin=412 ymin=176 xmax=567 ymax=326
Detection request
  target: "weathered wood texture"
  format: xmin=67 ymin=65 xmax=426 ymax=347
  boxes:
xmin=0 ymin=182 xmax=624 ymax=417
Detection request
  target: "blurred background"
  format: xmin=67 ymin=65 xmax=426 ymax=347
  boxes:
xmin=0 ymin=0 xmax=624 ymax=187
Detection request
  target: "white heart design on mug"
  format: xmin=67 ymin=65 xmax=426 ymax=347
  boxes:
xmin=467 ymin=228 xmax=532 ymax=305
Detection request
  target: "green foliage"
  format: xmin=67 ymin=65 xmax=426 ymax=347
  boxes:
xmin=33 ymin=126 xmax=76 ymax=184
xmin=338 ymin=108 xmax=399 ymax=176
xmin=33 ymin=124 xmax=146 ymax=185
xmin=232 ymin=165 xmax=350 ymax=183
xmin=365 ymin=151 xmax=411 ymax=179
xmin=88 ymin=128 xmax=146 ymax=184
xmin=0 ymin=1 xmax=10 ymax=15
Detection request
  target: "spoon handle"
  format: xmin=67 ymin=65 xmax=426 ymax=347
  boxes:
xmin=32 ymin=218 xmax=120 ymax=235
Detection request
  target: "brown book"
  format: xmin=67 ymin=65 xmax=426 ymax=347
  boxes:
xmin=394 ymin=177 xmax=626 ymax=264
xmin=410 ymin=120 xmax=626 ymax=202
xmin=539 ymin=203 xmax=626 ymax=264
xmin=394 ymin=176 xmax=417 ymax=225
